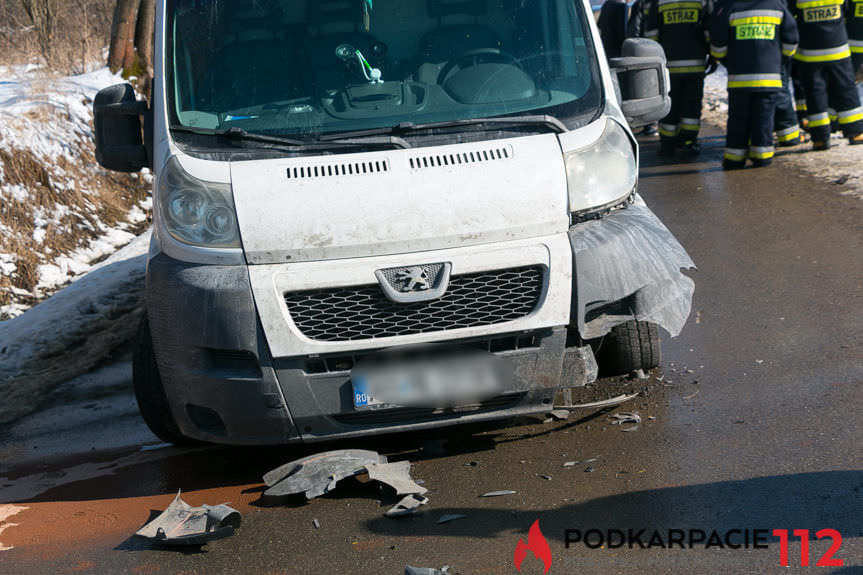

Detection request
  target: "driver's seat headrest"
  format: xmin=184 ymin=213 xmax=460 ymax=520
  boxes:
xmin=428 ymin=0 xmax=487 ymax=18
xmin=308 ymin=0 xmax=363 ymax=28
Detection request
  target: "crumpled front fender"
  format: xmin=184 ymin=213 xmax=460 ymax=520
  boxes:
xmin=569 ymin=197 xmax=696 ymax=340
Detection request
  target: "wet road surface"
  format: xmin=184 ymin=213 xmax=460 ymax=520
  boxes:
xmin=1 ymin=129 xmax=861 ymax=574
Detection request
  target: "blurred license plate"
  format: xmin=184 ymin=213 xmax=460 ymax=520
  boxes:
xmin=351 ymin=353 xmax=507 ymax=410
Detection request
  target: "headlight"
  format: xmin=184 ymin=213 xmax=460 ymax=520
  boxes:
xmin=565 ymin=119 xmax=637 ymax=215
xmin=158 ymin=156 xmax=241 ymax=248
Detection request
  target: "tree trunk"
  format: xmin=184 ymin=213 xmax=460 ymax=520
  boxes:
xmin=134 ymin=0 xmax=156 ymax=81
xmin=108 ymin=0 xmax=140 ymax=72
xmin=19 ymin=0 xmax=60 ymax=63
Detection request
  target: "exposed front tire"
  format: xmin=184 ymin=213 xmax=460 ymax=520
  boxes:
xmin=133 ymin=315 xmax=194 ymax=445
xmin=595 ymin=320 xmax=662 ymax=376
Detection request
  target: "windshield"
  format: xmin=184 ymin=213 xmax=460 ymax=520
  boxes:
xmin=166 ymin=0 xmax=602 ymax=142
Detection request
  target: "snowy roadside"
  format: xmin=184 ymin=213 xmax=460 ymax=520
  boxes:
xmin=0 ymin=64 xmax=151 ymax=319
xmin=0 ymin=229 xmax=149 ymax=425
xmin=702 ymin=66 xmax=863 ymax=200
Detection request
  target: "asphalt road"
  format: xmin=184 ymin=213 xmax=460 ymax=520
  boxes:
xmin=1 ymin=129 xmax=861 ymax=575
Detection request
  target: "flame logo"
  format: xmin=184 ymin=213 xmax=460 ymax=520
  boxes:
xmin=514 ymin=519 xmax=552 ymax=573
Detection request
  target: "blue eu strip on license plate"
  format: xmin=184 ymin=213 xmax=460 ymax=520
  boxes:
xmin=353 ymin=375 xmax=371 ymax=407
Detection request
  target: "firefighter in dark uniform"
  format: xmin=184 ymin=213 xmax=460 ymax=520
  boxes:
xmin=790 ymin=0 xmax=863 ymax=148
xmin=710 ymin=0 xmax=799 ymax=169
xmin=848 ymin=0 xmax=863 ymax=74
xmin=599 ymin=0 xmax=630 ymax=58
xmin=644 ymin=0 xmax=711 ymax=155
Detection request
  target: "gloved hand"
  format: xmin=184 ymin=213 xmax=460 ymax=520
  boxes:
xmin=704 ymin=56 xmax=719 ymax=76
xmin=705 ymin=56 xmax=719 ymax=76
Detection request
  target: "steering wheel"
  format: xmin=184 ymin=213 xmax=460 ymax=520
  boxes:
xmin=437 ymin=48 xmax=523 ymax=85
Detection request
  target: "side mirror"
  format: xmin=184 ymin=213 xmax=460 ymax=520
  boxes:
xmin=93 ymin=83 xmax=152 ymax=172
xmin=609 ymin=38 xmax=671 ymax=128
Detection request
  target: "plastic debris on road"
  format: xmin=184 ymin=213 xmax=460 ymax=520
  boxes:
xmin=404 ymin=566 xmax=451 ymax=575
xmin=385 ymin=494 xmax=429 ymax=517
xmin=263 ymin=450 xmax=429 ymax=517
xmin=367 ymin=461 xmax=428 ymax=496
xmin=480 ymin=490 xmax=516 ymax=497
xmin=134 ymin=490 xmax=241 ymax=546
xmin=611 ymin=412 xmax=641 ymax=431
xmin=555 ymin=393 xmax=639 ymax=410
xmin=436 ymin=514 xmax=467 ymax=524
xmin=263 ymin=449 xmax=386 ymax=499
xmin=548 ymin=409 xmax=570 ymax=420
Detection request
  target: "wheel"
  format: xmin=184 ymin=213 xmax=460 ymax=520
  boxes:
xmin=594 ymin=320 xmax=662 ymax=376
xmin=437 ymin=48 xmax=523 ymax=85
xmin=133 ymin=315 xmax=194 ymax=444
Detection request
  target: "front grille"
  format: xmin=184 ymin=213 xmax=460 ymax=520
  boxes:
xmin=331 ymin=393 xmax=525 ymax=426
xmin=303 ymin=331 xmax=547 ymax=374
xmin=284 ymin=266 xmax=545 ymax=341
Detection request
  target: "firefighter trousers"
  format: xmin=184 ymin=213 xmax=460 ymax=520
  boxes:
xmin=724 ymin=90 xmax=777 ymax=167
xmin=853 ymin=53 xmax=863 ymax=78
xmin=774 ymin=58 xmax=801 ymax=145
xmin=659 ymin=74 xmax=705 ymax=148
xmin=798 ymin=58 xmax=863 ymax=142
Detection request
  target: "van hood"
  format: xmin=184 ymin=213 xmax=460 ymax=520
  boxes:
xmin=231 ymin=133 xmax=568 ymax=264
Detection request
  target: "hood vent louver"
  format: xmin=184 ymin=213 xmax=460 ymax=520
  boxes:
xmin=287 ymin=159 xmax=389 ymax=180
xmin=409 ymin=146 xmax=512 ymax=170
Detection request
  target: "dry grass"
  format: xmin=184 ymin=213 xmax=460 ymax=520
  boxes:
xmin=0 ymin=147 xmax=52 ymax=191
xmin=0 ymin=128 xmax=150 ymax=302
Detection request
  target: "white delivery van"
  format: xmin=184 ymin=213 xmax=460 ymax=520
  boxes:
xmin=93 ymin=0 xmax=694 ymax=445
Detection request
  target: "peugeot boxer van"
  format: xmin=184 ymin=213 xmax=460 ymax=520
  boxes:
xmin=93 ymin=0 xmax=694 ymax=445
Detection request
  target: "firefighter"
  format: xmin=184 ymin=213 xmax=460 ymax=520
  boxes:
xmin=790 ymin=0 xmax=863 ymax=149
xmin=774 ymin=49 xmax=803 ymax=145
xmin=644 ymin=0 xmax=711 ymax=155
xmin=599 ymin=0 xmax=630 ymax=58
xmin=710 ymin=0 xmax=799 ymax=169
xmin=772 ymin=0 xmax=803 ymax=145
xmin=848 ymin=0 xmax=863 ymax=75
xmin=627 ymin=0 xmax=651 ymax=37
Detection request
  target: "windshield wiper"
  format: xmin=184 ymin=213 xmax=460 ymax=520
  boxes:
xmin=170 ymin=126 xmax=410 ymax=149
xmin=316 ymin=114 xmax=568 ymax=141
xmin=171 ymin=126 xmax=305 ymax=146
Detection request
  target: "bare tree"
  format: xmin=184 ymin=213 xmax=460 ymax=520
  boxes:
xmin=134 ymin=0 xmax=155 ymax=80
xmin=18 ymin=0 xmax=60 ymax=62
xmin=108 ymin=0 xmax=140 ymax=72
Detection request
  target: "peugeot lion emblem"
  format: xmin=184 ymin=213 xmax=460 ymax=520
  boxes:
xmin=396 ymin=267 xmax=431 ymax=292
xmin=375 ymin=263 xmax=452 ymax=303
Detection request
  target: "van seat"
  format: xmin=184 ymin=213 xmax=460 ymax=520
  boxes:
xmin=207 ymin=5 xmax=307 ymax=111
xmin=416 ymin=0 xmax=501 ymax=84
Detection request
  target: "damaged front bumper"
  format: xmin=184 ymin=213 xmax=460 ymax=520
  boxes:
xmin=144 ymin=198 xmax=693 ymax=445
xmin=569 ymin=196 xmax=695 ymax=340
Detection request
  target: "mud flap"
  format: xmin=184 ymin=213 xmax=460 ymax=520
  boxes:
xmin=569 ymin=197 xmax=695 ymax=340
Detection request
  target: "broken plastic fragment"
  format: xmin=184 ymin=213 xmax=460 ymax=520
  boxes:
xmin=263 ymin=449 xmax=386 ymax=499
xmin=611 ymin=412 xmax=641 ymax=431
xmin=405 ymin=566 xmax=451 ymax=575
xmin=549 ymin=409 xmax=570 ymax=420
xmin=436 ymin=514 xmax=467 ymax=524
xmin=366 ymin=461 xmax=428 ymax=496
xmin=480 ymin=490 xmax=516 ymax=497
xmin=134 ymin=490 xmax=241 ymax=546
xmin=385 ymin=494 xmax=429 ymax=517
xmin=555 ymin=393 xmax=639 ymax=410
